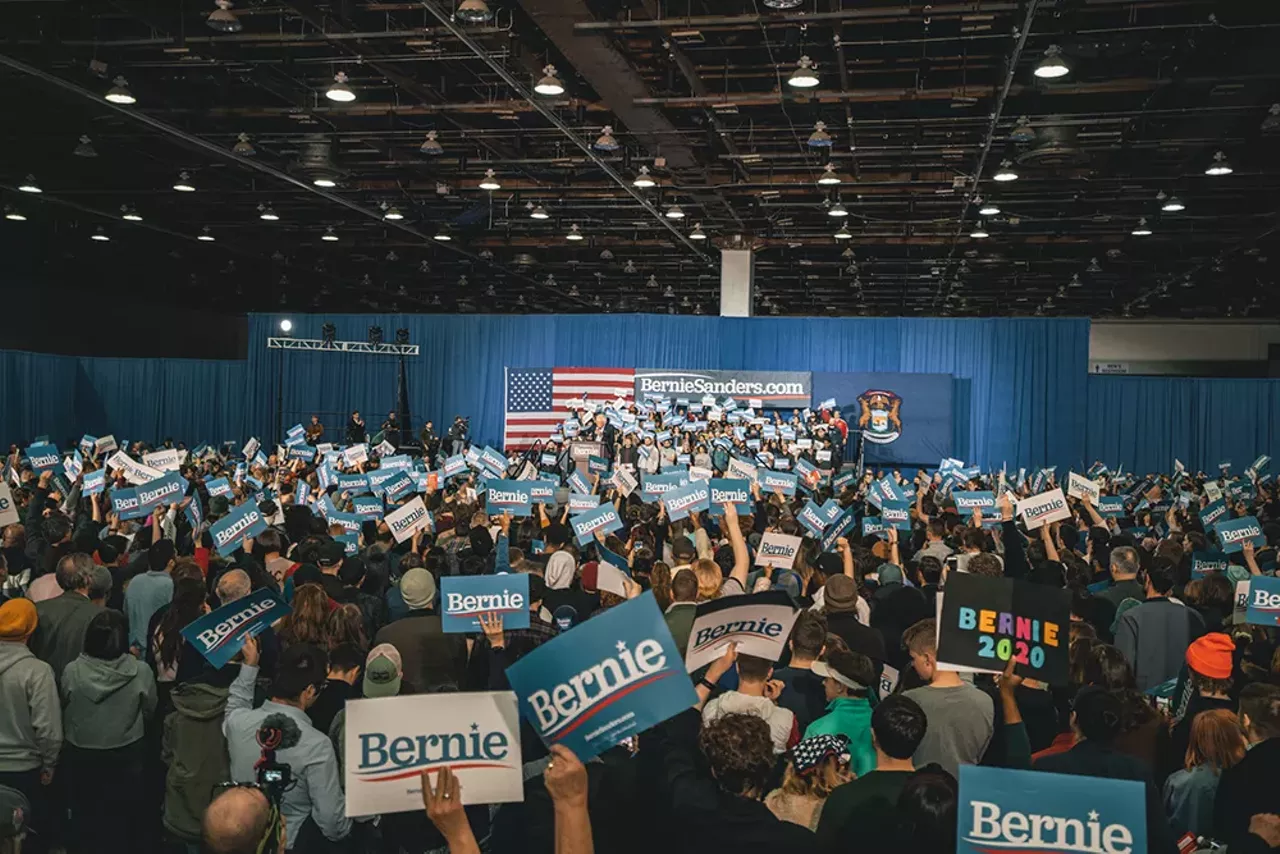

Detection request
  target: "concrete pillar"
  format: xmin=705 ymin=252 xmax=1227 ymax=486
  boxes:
xmin=719 ymin=248 xmax=755 ymax=317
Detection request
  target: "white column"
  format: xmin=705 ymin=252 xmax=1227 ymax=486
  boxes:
xmin=719 ymin=248 xmax=755 ymax=317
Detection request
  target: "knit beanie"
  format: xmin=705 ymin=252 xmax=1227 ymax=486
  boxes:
xmin=1186 ymin=632 xmax=1235 ymax=680
xmin=0 ymin=599 xmax=38 ymax=642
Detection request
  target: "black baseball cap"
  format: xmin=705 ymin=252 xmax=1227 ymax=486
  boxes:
xmin=317 ymin=540 xmax=346 ymax=567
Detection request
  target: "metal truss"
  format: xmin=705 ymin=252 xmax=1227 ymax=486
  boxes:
xmin=266 ymin=337 xmax=419 ymax=356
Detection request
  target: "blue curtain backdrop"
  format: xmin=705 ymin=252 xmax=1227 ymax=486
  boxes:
xmin=0 ymin=350 xmax=245 ymax=449
xmin=245 ymin=314 xmax=1090 ymax=470
xmin=1085 ymin=375 xmax=1280 ymax=473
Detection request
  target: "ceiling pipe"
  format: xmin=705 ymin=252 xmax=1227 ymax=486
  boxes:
xmin=0 ymin=51 xmax=596 ymax=309
xmin=572 ymin=4 xmax=1021 ymax=31
xmin=417 ymin=0 xmax=713 ymax=265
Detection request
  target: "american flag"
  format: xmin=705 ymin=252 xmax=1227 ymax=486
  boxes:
xmin=503 ymin=367 xmax=635 ymax=450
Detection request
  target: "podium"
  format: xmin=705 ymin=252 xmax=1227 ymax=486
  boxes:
xmin=569 ymin=441 xmax=604 ymax=476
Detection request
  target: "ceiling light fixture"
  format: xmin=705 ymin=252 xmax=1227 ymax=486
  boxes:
xmin=834 ymin=223 xmax=852 ymax=240
xmin=420 ymin=130 xmax=443 ymax=155
xmin=120 ymin=205 xmax=142 ymax=222
xmin=104 ymin=76 xmax=136 ymax=105
xmin=633 ymin=165 xmax=656 ymax=188
xmin=478 ymin=168 xmax=501 ymax=191
xmin=534 ymin=64 xmax=565 ymax=96
xmin=992 ymin=159 xmax=1019 ymax=182
xmin=1033 ymin=45 xmax=1070 ymax=79
xmin=529 ymin=203 xmax=549 ymax=220
xmin=594 ymin=125 xmax=620 ymax=152
xmin=4 ymin=207 xmax=26 ymax=222
xmin=807 ymin=121 xmax=832 ymax=148
xmin=817 ymin=163 xmax=841 ymax=185
xmin=455 ymin=0 xmax=494 ymax=23
xmin=826 ymin=199 xmax=848 ymax=217
xmin=17 ymin=175 xmax=42 ymax=194
xmin=324 ymin=71 xmax=356 ymax=103
xmin=90 ymin=227 xmax=110 ymax=242
xmin=665 ymin=203 xmax=685 ymax=219
xmin=788 ymin=55 xmax=820 ymax=89
xmin=977 ymin=199 xmax=1001 ymax=216
xmin=232 ymin=132 xmax=255 ymax=156
xmin=1131 ymin=217 xmax=1152 ymax=236
xmin=689 ymin=222 xmax=707 ymax=240
xmin=312 ymin=176 xmax=337 ymax=188
xmin=1160 ymin=194 xmax=1186 ymax=212
xmin=762 ymin=0 xmax=804 ymax=6
xmin=433 ymin=224 xmax=452 ymax=241
xmin=1087 ymin=257 xmax=1102 ymax=273
xmin=1009 ymin=116 xmax=1036 ymax=143
xmin=172 ymin=171 xmax=195 ymax=192
xmin=566 ymin=224 xmax=584 ymax=241
xmin=1204 ymin=151 xmax=1233 ymax=176
xmin=207 ymin=0 xmax=242 ymax=32
xmin=321 ymin=226 xmax=339 ymax=242
xmin=383 ymin=204 xmax=404 ymax=221
xmin=969 ymin=222 xmax=990 ymax=239
xmin=74 ymin=135 xmax=97 ymax=158
xmin=258 ymin=204 xmax=280 ymax=221
xmin=197 ymin=227 xmax=216 ymax=242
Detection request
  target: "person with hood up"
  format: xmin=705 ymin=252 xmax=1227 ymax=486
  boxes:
xmin=161 ymin=666 xmax=232 ymax=850
xmin=59 ymin=608 xmax=156 ymax=853
xmin=0 ymin=598 xmax=61 ymax=844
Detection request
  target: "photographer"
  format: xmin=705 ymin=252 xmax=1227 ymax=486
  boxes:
xmin=222 ymin=637 xmax=350 ymax=851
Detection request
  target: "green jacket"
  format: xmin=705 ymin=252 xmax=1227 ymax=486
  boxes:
xmin=804 ymin=695 xmax=876 ymax=777
xmin=161 ymin=681 xmax=230 ymax=842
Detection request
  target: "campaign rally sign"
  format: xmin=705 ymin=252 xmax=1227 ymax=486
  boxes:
xmin=821 ymin=508 xmax=859 ymax=553
xmin=760 ymin=469 xmax=798 ymax=496
xmin=328 ymin=510 xmax=362 ymax=534
xmin=382 ymin=473 xmax=415 ymax=503
xmin=344 ymin=691 xmax=523 ymax=815
xmin=0 ymin=482 xmax=18 ymax=528
xmin=142 ymin=448 xmax=184 ymax=472
xmin=570 ymin=502 xmax=623 ymax=545
xmin=82 ymin=469 xmax=105 ymax=496
xmin=352 ymin=496 xmax=384 ymax=520
xmin=185 ymin=496 xmax=204 ymax=533
xmin=1199 ymin=499 xmax=1229 ymax=530
xmin=505 ymin=592 xmax=696 ymax=761
xmin=484 ymin=480 xmax=534 ymax=517
xmin=386 ymin=496 xmax=432 ymax=543
xmin=209 ymin=501 xmax=268 ymax=556
xmin=343 ymin=443 xmax=369 ymax=466
xmin=440 ymin=574 xmax=531 ymax=633
xmin=1017 ymin=487 xmax=1071 ymax=530
xmin=956 ymin=765 xmax=1146 ymax=854
xmin=1245 ymin=575 xmax=1280 ymax=626
xmin=952 ymin=491 xmax=996 ymax=513
xmin=1097 ymin=495 xmax=1125 ymax=518
xmin=640 ymin=472 xmax=685 ymax=502
xmin=286 ymin=444 xmax=316 ymax=463
xmin=612 ymin=467 xmax=638 ymax=497
xmin=568 ymin=493 xmax=600 ymax=514
xmin=1191 ymin=550 xmax=1230 ymax=577
xmin=137 ymin=472 xmax=187 ymax=514
xmin=1066 ymin=472 xmax=1101 ymax=503
xmin=443 ymin=454 xmax=468 ymax=479
xmin=726 ymin=457 xmax=758 ymax=483
xmin=708 ymin=478 xmax=751 ymax=516
xmin=111 ymin=487 xmax=148 ymax=521
xmin=565 ymin=470 xmax=592 ymax=496
xmin=684 ymin=591 xmax=799 ymax=672
xmin=1216 ymin=515 xmax=1265 ymax=554
xmin=528 ymin=479 xmax=558 ymax=503
xmin=180 ymin=587 xmax=291 ymax=669
xmin=938 ymin=574 xmax=1070 ymax=683
xmin=755 ymin=532 xmax=802 ymax=570
xmin=337 ymin=474 xmax=371 ymax=496
xmin=26 ymin=442 xmax=61 ymax=473
xmin=205 ymin=476 xmax=232 ymax=498
xmin=797 ymin=501 xmax=828 ymax=537
xmin=880 ymin=500 xmax=911 ymax=531
xmin=663 ymin=481 xmax=710 ymax=522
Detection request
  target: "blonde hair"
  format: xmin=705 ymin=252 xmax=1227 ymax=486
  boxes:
xmin=692 ymin=559 xmax=721 ymax=601
xmin=779 ymin=754 xmax=853 ymax=799
xmin=1186 ymin=709 xmax=1247 ymax=772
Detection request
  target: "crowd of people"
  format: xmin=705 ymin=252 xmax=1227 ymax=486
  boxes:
xmin=0 ymin=395 xmax=1278 ymax=854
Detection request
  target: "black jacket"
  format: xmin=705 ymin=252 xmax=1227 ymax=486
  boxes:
xmin=1035 ymin=739 xmax=1177 ymax=854
xmin=1213 ymin=737 xmax=1280 ymax=849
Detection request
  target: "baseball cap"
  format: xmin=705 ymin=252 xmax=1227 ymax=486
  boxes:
xmin=400 ymin=568 xmax=437 ymax=610
xmin=363 ymin=643 xmax=403 ymax=698
xmin=317 ymin=540 xmax=346 ymax=568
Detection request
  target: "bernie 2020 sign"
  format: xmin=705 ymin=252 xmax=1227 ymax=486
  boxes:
xmin=937 ymin=573 xmax=1071 ymax=684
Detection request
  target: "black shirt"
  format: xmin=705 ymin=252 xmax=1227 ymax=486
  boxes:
xmin=826 ymin=612 xmax=887 ymax=674
xmin=308 ymin=679 xmax=358 ymax=734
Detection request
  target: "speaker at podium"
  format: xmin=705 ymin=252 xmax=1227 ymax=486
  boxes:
xmin=569 ymin=441 xmax=604 ymax=476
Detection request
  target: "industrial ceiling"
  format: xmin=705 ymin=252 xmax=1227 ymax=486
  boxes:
xmin=3 ymin=0 xmax=1279 ymax=317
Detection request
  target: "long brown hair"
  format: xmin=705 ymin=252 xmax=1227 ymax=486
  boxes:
xmin=278 ymin=583 xmax=328 ymax=647
xmin=324 ymin=603 xmax=367 ymax=651
xmin=1186 ymin=709 xmax=1247 ymax=772
xmin=649 ymin=561 xmax=673 ymax=611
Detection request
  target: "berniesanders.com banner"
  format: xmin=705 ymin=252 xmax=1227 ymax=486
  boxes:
xmin=634 ymin=369 xmax=811 ymax=408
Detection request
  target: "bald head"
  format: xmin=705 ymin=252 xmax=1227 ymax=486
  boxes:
xmin=216 ymin=570 xmax=252 ymax=606
xmin=202 ymin=786 xmax=277 ymax=854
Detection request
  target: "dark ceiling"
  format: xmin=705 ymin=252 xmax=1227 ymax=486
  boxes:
xmin=3 ymin=0 xmax=1280 ymax=318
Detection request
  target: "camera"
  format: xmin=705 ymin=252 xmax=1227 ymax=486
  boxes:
xmin=256 ymin=762 xmax=292 ymax=805
xmin=255 ymin=716 xmax=297 ymax=805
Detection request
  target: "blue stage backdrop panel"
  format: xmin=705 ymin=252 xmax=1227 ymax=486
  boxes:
xmin=246 ymin=314 xmax=1088 ymax=469
xmin=812 ymin=372 xmax=953 ymax=466
xmin=1086 ymin=375 xmax=1280 ymax=473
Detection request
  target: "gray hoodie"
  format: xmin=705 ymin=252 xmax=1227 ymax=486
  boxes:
xmin=60 ymin=652 xmax=157 ymax=750
xmin=0 ymin=641 xmax=62 ymax=772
